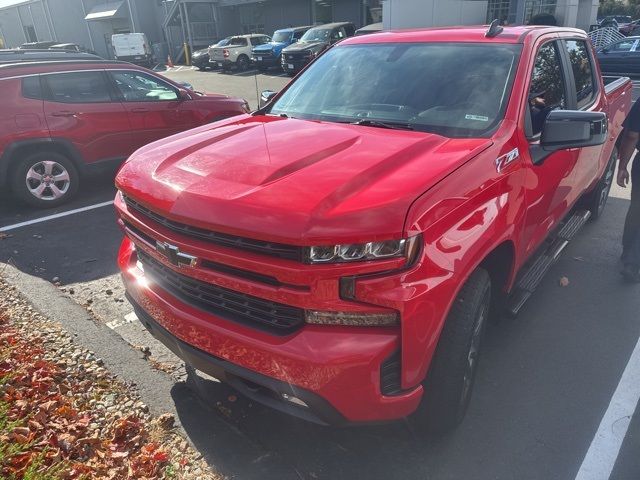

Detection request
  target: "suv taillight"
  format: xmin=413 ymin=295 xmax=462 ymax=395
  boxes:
xmin=223 ymin=49 xmax=229 ymax=58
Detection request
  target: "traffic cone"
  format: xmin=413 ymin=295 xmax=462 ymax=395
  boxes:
xmin=167 ymin=55 xmax=174 ymax=68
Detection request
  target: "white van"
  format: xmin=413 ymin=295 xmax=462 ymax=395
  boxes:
xmin=111 ymin=33 xmax=153 ymax=67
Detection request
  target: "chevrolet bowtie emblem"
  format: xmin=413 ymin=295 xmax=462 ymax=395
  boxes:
xmin=156 ymin=241 xmax=197 ymax=268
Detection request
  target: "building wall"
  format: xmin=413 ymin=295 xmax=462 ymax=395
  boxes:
xmin=332 ymin=0 xmax=363 ymax=25
xmin=383 ymin=0 xmax=489 ymax=29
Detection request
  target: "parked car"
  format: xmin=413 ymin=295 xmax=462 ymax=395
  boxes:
xmin=281 ymin=22 xmax=355 ymax=75
xmin=619 ymin=19 xmax=640 ymax=36
xmin=600 ymin=15 xmax=632 ymax=29
xmin=597 ymin=36 xmax=640 ymax=75
xmin=0 ymin=60 xmax=250 ymax=207
xmin=209 ymin=34 xmax=270 ymax=72
xmin=203 ymin=37 xmax=230 ymax=70
xmin=355 ymin=22 xmax=383 ymax=36
xmin=251 ymin=26 xmax=311 ymax=71
xmin=191 ymin=48 xmax=211 ymax=70
xmin=0 ymin=49 xmax=101 ymax=64
xmin=112 ymin=33 xmax=153 ymax=68
xmin=115 ymin=26 xmax=630 ymax=432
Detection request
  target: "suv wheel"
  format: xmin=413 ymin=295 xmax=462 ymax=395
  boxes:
xmin=412 ymin=269 xmax=491 ymax=434
xmin=12 ymin=151 xmax=79 ymax=208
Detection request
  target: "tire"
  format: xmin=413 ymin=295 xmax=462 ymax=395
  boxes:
xmin=237 ymin=55 xmax=250 ymax=72
xmin=585 ymin=147 xmax=617 ymax=221
xmin=412 ymin=269 xmax=492 ymax=434
xmin=11 ymin=151 xmax=79 ymax=208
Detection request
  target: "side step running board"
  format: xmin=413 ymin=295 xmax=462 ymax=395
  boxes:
xmin=507 ymin=210 xmax=591 ymax=317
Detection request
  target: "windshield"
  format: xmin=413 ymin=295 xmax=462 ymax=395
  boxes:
xmin=269 ymin=43 xmax=521 ymax=138
xmin=301 ymin=28 xmax=331 ymax=43
xmin=272 ymin=31 xmax=290 ymax=43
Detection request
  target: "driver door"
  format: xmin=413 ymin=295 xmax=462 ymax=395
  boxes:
xmin=520 ymin=40 xmax=581 ymax=258
xmin=107 ymin=70 xmax=187 ymax=152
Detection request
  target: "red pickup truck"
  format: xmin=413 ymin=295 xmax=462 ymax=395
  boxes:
xmin=115 ymin=25 xmax=631 ymax=432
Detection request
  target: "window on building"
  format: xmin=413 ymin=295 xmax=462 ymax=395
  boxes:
xmin=23 ymin=25 xmax=37 ymax=42
xmin=528 ymin=42 xmax=566 ymax=136
xmin=238 ymin=3 xmax=264 ymax=34
xmin=365 ymin=0 xmax=383 ymax=24
xmin=314 ymin=0 xmax=332 ymax=24
xmin=487 ymin=0 xmax=513 ymax=24
xmin=525 ymin=0 xmax=558 ymax=24
xmin=45 ymin=72 xmax=112 ymax=104
xmin=110 ymin=71 xmax=178 ymax=102
xmin=565 ymin=40 xmax=595 ymax=109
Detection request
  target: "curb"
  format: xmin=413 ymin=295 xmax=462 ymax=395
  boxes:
xmin=1 ymin=262 xmax=295 ymax=480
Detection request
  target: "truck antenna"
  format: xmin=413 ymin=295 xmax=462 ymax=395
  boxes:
xmin=485 ymin=19 xmax=504 ymax=38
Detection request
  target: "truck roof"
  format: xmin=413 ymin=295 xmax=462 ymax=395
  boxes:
xmin=342 ymin=25 xmax=587 ymax=45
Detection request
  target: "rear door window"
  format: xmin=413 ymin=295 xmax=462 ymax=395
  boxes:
xmin=44 ymin=71 xmax=111 ymax=103
xmin=229 ymin=37 xmax=248 ymax=46
xmin=528 ymin=42 xmax=567 ymax=136
xmin=22 ymin=76 xmax=42 ymax=100
xmin=565 ymin=40 xmax=596 ymax=109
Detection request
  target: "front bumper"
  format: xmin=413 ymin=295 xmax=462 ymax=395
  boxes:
xmin=252 ymin=54 xmax=280 ymax=67
xmin=281 ymin=56 xmax=310 ymax=73
xmin=118 ymin=237 xmax=423 ymax=424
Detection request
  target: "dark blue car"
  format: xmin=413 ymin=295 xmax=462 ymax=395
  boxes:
xmin=251 ymin=26 xmax=312 ymax=71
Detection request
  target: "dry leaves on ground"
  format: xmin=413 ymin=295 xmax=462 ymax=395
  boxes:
xmin=0 ymin=278 xmax=219 ymax=480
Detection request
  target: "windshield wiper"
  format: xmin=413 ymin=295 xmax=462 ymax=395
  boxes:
xmin=349 ymin=119 xmax=414 ymax=131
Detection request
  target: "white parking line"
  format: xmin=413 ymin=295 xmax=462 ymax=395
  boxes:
xmin=0 ymin=200 xmax=114 ymax=232
xmin=575 ymin=335 xmax=640 ymax=480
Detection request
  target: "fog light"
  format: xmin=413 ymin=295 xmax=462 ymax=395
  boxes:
xmin=305 ymin=310 xmax=399 ymax=327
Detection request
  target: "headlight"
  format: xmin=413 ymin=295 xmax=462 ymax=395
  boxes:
xmin=306 ymin=236 xmax=421 ymax=264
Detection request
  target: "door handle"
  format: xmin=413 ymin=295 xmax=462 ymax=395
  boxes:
xmin=51 ymin=111 xmax=77 ymax=117
xmin=131 ymin=108 xmax=149 ymax=113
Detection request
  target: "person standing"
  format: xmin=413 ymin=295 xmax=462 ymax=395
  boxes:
xmin=617 ymin=100 xmax=640 ymax=282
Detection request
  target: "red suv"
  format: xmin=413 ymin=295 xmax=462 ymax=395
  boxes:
xmin=0 ymin=60 xmax=250 ymax=207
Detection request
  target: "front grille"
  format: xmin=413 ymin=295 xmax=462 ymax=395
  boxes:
xmin=124 ymin=196 xmax=303 ymax=262
xmin=137 ymin=250 xmax=305 ymax=334
xmin=380 ymin=352 xmax=402 ymax=396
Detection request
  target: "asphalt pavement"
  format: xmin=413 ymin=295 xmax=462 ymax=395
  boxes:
xmin=1 ymin=68 xmax=640 ymax=480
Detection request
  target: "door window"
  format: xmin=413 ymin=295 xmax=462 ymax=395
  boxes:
xmin=45 ymin=71 xmax=112 ymax=103
xmin=565 ymin=40 xmax=595 ymax=109
xmin=331 ymin=28 xmax=346 ymax=41
xmin=293 ymin=30 xmax=306 ymax=40
xmin=110 ymin=71 xmax=178 ymax=102
xmin=528 ymin=42 xmax=566 ymax=136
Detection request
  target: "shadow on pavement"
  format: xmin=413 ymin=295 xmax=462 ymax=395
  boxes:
xmin=0 ymin=172 xmax=121 ymax=285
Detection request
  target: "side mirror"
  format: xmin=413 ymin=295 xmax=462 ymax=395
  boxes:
xmin=260 ymin=90 xmax=278 ymax=108
xmin=177 ymin=88 xmax=191 ymax=100
xmin=532 ymin=110 xmax=607 ymax=164
xmin=601 ymin=48 xmax=609 ymax=54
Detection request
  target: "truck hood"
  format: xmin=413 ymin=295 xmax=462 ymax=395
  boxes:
xmin=253 ymin=41 xmax=286 ymax=53
xmin=283 ymin=41 xmax=327 ymax=53
xmin=116 ymin=115 xmax=491 ymax=245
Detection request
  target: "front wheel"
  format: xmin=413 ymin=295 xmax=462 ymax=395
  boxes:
xmin=237 ymin=55 xmax=250 ymax=72
xmin=11 ymin=151 xmax=79 ymax=208
xmin=412 ymin=269 xmax=491 ymax=434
